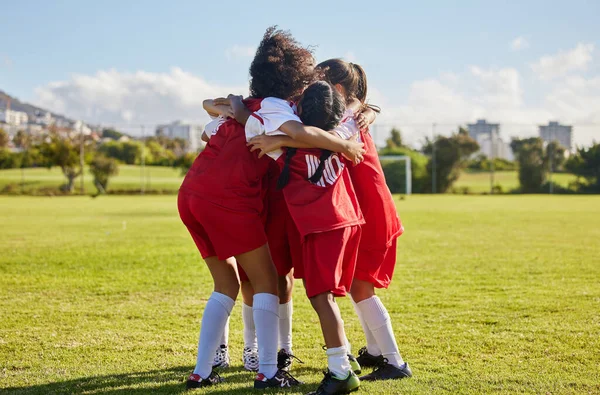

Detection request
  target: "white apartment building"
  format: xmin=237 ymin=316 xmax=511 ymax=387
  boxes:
xmin=468 ymin=119 xmax=513 ymax=160
xmin=35 ymin=111 xmax=54 ymax=125
xmin=539 ymin=121 xmax=572 ymax=151
xmin=0 ymin=109 xmax=29 ymax=126
xmin=156 ymin=121 xmax=203 ymax=152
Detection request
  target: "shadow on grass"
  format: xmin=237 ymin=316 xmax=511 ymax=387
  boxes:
xmin=1 ymin=365 xmax=324 ymax=394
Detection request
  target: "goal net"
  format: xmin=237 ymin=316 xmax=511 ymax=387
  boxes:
xmin=379 ymin=155 xmax=412 ymax=195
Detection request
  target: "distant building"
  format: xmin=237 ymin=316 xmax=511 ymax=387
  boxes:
xmin=539 ymin=121 xmax=572 ymax=151
xmin=467 ymin=119 xmax=500 ymax=141
xmin=0 ymin=109 xmax=29 ymax=126
xmin=35 ymin=110 xmax=54 ymax=126
xmin=476 ymin=133 xmax=514 ymax=161
xmin=467 ymin=119 xmax=513 ymax=161
xmin=156 ymin=121 xmax=203 ymax=152
xmin=71 ymin=120 xmax=92 ymax=136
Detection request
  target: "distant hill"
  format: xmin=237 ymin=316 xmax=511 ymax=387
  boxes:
xmin=0 ymin=89 xmax=75 ymax=125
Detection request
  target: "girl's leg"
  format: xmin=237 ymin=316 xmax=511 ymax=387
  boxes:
xmin=241 ymin=280 xmax=258 ymax=350
xmin=309 ymin=292 xmax=352 ymax=379
xmin=236 ymin=244 xmax=279 ymax=379
xmin=240 ymin=280 xmax=260 ymax=372
xmin=278 ymin=272 xmax=294 ymax=353
xmin=193 ymin=256 xmax=239 ymax=379
xmin=350 ymin=279 xmax=381 ymax=357
xmin=351 ymin=279 xmax=404 ymax=369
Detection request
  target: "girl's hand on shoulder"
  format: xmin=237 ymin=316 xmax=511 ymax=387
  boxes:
xmin=343 ymin=134 xmax=365 ymax=165
xmin=227 ymin=94 xmax=245 ymax=112
xmin=355 ymin=112 xmax=369 ymax=130
xmin=214 ymin=105 xmax=234 ymax=119
xmin=247 ymin=135 xmax=282 ymax=158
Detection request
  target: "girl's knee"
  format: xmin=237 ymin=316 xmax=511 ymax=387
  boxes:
xmin=350 ymin=280 xmax=375 ymax=303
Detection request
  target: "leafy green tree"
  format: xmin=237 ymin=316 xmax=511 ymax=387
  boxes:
xmin=90 ymin=155 xmax=119 ymax=194
xmin=423 ymin=130 xmax=479 ymax=193
xmin=510 ymin=137 xmax=567 ymax=193
xmin=174 ymin=152 xmax=198 ymax=175
xmin=384 ymin=128 xmax=404 ymax=149
xmin=146 ymin=140 xmax=176 ymax=166
xmin=101 ymin=128 xmax=126 ymax=140
xmin=40 ymin=134 xmax=82 ymax=192
xmin=98 ymin=140 xmax=143 ymax=164
xmin=0 ymin=128 xmax=8 ymax=148
xmin=565 ymin=143 xmax=600 ymax=192
xmin=13 ymin=130 xmax=31 ymax=149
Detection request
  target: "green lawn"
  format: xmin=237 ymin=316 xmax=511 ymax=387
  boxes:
xmin=0 ymin=165 xmax=184 ymax=194
xmin=0 ymin=166 xmax=582 ymax=196
xmin=455 ymin=171 xmax=577 ymax=194
xmin=1 ymin=195 xmax=599 ymax=394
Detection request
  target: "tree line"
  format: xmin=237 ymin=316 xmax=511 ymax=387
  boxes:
xmin=1 ymin=125 xmax=599 ymax=195
xmin=379 ymin=127 xmax=600 ymax=194
xmin=0 ymin=127 xmax=194 ymax=194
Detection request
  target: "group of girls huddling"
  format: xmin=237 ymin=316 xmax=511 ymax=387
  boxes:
xmin=177 ymin=26 xmax=411 ymax=395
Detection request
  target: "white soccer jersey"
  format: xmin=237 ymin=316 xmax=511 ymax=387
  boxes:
xmin=333 ymin=109 xmax=361 ymax=141
xmin=244 ymin=97 xmax=300 ymax=160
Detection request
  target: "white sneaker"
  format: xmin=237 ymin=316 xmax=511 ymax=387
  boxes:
xmin=242 ymin=347 xmax=259 ymax=372
xmin=213 ymin=344 xmax=230 ymax=368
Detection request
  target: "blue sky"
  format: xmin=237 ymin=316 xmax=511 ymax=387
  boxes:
xmin=1 ymin=0 xmax=599 ymax=146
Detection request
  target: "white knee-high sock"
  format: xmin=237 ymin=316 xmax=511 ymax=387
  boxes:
xmin=219 ymin=316 xmax=230 ymax=346
xmin=357 ymin=296 xmax=404 ymax=368
xmin=242 ymin=303 xmax=257 ymax=349
xmin=351 ymin=297 xmax=381 ymax=356
xmin=279 ymin=301 xmax=293 ymax=352
xmin=193 ymin=292 xmax=235 ymax=378
xmin=326 ymin=346 xmax=352 ymax=379
xmin=253 ymin=293 xmax=279 ymax=379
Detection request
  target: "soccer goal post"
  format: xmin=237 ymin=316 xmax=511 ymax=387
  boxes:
xmin=379 ymin=155 xmax=412 ymax=195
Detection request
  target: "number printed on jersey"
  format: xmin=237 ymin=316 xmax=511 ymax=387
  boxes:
xmin=305 ymin=153 xmax=345 ymax=187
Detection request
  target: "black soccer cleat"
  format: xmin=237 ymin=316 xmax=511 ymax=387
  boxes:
xmin=356 ymin=346 xmax=385 ymax=368
xmin=278 ymin=348 xmax=304 ymax=371
xmin=347 ymin=354 xmax=361 ymax=375
xmin=185 ymin=370 xmax=223 ymax=390
xmin=254 ymin=369 xmax=302 ymax=389
xmin=359 ymin=360 xmax=412 ymax=381
xmin=306 ymin=370 xmax=360 ymax=395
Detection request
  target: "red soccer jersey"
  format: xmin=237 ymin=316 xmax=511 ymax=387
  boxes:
xmin=278 ymin=148 xmax=364 ymax=238
xmin=348 ymin=130 xmax=403 ymax=248
xmin=180 ymin=98 xmax=271 ymax=214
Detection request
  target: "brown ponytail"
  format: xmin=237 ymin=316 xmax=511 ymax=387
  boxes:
xmin=351 ymin=62 xmax=381 ymax=114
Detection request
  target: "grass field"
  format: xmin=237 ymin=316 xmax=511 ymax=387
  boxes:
xmin=1 ymin=195 xmax=599 ymax=394
xmin=0 ymin=166 xmax=580 ymax=195
xmin=0 ymin=165 xmax=183 ymax=194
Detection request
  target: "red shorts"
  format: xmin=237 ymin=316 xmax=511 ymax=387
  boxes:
xmin=353 ymin=238 xmax=398 ymax=288
xmin=178 ymin=189 xmax=267 ymax=260
xmin=238 ymin=197 xmax=301 ymax=282
xmin=297 ymin=226 xmax=361 ymax=298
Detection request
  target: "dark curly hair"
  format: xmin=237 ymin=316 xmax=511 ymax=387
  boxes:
xmin=249 ymin=26 xmax=317 ymax=101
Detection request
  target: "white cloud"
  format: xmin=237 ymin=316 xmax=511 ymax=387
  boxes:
xmin=34 ymin=68 xmax=247 ymax=127
xmin=530 ymin=43 xmax=594 ymax=80
xmin=470 ymin=66 xmax=522 ymax=108
xmin=371 ymin=63 xmax=599 ymax=147
xmin=510 ymin=36 xmax=529 ymax=51
xmin=31 ymin=58 xmax=600 ymax=148
xmin=225 ymin=45 xmax=256 ymax=60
